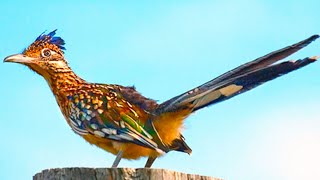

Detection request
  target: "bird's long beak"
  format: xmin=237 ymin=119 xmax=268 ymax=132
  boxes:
xmin=4 ymin=54 xmax=36 ymax=64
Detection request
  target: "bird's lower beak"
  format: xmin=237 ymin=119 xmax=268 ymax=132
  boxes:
xmin=4 ymin=54 xmax=36 ymax=64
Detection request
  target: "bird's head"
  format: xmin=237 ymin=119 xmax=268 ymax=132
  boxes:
xmin=4 ymin=30 xmax=71 ymax=78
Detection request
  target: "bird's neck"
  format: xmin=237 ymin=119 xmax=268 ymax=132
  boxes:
xmin=27 ymin=62 xmax=86 ymax=96
xmin=45 ymin=69 xmax=86 ymax=96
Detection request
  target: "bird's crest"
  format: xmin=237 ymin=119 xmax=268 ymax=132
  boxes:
xmin=24 ymin=29 xmax=65 ymax=56
xmin=35 ymin=29 xmax=66 ymax=50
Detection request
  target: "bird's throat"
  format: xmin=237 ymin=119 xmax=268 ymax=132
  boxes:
xmin=45 ymin=70 xmax=86 ymax=97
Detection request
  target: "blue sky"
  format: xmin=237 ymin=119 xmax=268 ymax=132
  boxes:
xmin=1 ymin=1 xmax=320 ymax=180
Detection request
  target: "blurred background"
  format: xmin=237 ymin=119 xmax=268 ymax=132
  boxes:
xmin=0 ymin=1 xmax=319 ymax=180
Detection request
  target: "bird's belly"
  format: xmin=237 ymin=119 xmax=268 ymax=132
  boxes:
xmin=82 ymin=134 xmax=160 ymax=160
xmin=113 ymin=141 xmax=161 ymax=159
xmin=82 ymin=134 xmax=118 ymax=155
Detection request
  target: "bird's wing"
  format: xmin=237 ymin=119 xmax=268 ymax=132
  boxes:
xmin=116 ymin=85 xmax=190 ymax=153
xmin=156 ymin=35 xmax=319 ymax=113
xmin=66 ymin=86 xmax=165 ymax=153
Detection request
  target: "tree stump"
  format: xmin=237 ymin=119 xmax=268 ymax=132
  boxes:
xmin=33 ymin=168 xmax=221 ymax=180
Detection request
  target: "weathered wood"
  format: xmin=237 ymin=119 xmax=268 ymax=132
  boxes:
xmin=33 ymin=168 xmax=221 ymax=180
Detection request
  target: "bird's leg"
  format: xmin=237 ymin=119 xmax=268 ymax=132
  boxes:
xmin=145 ymin=156 xmax=157 ymax=168
xmin=112 ymin=150 xmax=123 ymax=168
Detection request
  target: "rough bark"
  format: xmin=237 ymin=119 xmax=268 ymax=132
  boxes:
xmin=33 ymin=168 xmax=222 ymax=180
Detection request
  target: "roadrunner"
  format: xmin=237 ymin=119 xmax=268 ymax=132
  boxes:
xmin=4 ymin=30 xmax=319 ymax=167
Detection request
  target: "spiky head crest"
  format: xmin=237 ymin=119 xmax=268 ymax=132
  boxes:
xmin=24 ymin=29 xmax=66 ymax=57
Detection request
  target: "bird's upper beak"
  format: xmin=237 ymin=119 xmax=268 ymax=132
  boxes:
xmin=3 ymin=54 xmax=36 ymax=64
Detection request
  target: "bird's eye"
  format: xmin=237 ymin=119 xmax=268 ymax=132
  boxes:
xmin=41 ymin=49 xmax=51 ymax=57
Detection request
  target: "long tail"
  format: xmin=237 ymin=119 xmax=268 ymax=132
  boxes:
xmin=156 ymin=35 xmax=319 ymax=114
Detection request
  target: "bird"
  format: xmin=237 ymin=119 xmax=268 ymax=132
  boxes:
xmin=4 ymin=30 xmax=319 ymax=168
